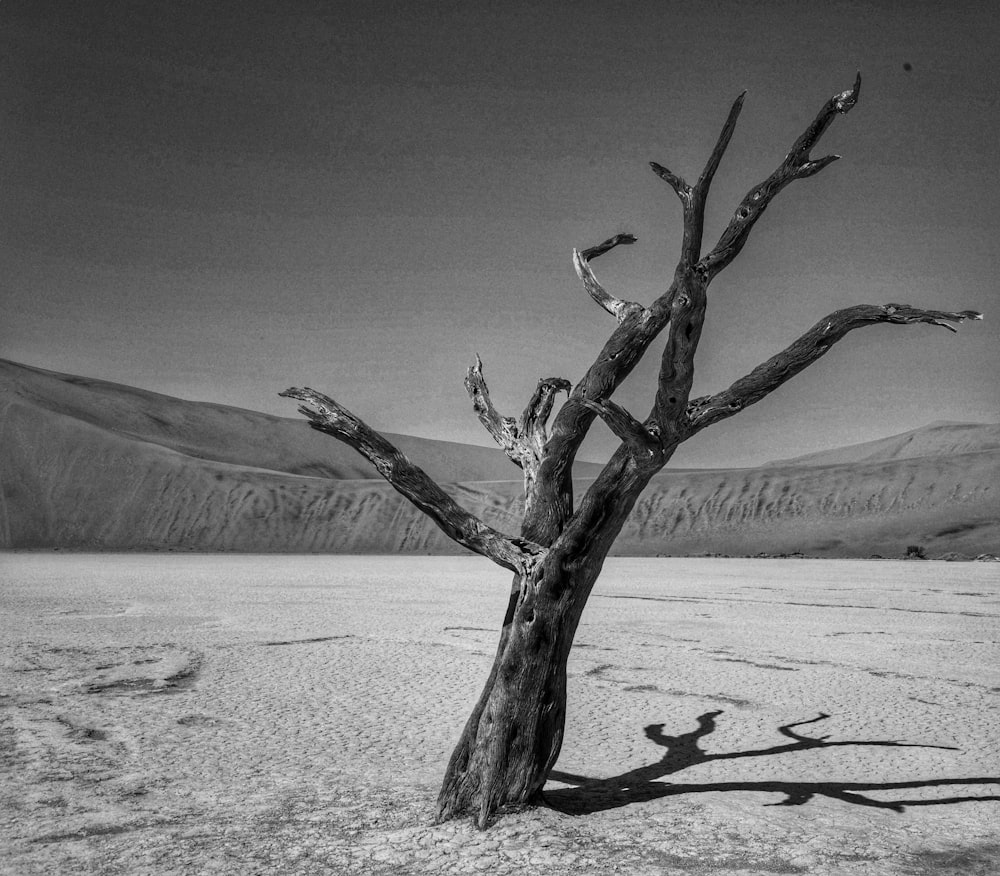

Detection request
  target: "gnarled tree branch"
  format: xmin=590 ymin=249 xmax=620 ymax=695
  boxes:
xmin=650 ymin=93 xmax=745 ymax=268
xmin=520 ymin=376 xmax=572 ymax=449
xmin=536 ymin=293 xmax=667 ymax=536
xmin=700 ymin=74 xmax=861 ymax=278
xmin=697 ymin=92 xmax=746 ymax=195
xmin=531 ymin=80 xmax=861 ymax=543
xmin=579 ymin=233 xmax=638 ymax=262
xmin=465 ymin=355 xmax=570 ymax=473
xmin=574 ymin=234 xmax=645 ymax=323
xmin=616 ymin=95 xmax=745 ymax=454
xmin=279 ymin=387 xmax=543 ymax=574
xmin=464 ymin=355 xmax=524 ymax=468
xmin=689 ymin=92 xmax=747 ymax=266
xmin=684 ymin=303 xmax=983 ymax=436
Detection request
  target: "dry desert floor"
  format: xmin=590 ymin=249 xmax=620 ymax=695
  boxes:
xmin=1 ymin=554 xmax=998 ymax=875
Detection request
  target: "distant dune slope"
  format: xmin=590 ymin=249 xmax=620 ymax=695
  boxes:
xmin=1 ymin=359 xmax=604 ymax=483
xmin=2 ymin=359 xmax=997 ymax=557
xmin=613 ymin=454 xmax=998 ymax=557
xmin=767 ymin=421 xmax=1000 ymax=467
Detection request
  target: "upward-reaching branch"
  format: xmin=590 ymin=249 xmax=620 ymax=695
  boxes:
xmin=464 ymin=355 xmax=570 ymax=477
xmin=617 ymin=94 xmax=747 ymax=452
xmin=697 ymin=92 xmax=746 ymax=194
xmin=520 ymin=376 xmax=573 ymax=449
xmin=464 ymin=355 xmax=525 ymax=468
xmin=684 ymin=303 xmax=983 ymax=436
xmin=700 ymin=74 xmax=862 ymax=278
xmin=650 ymin=92 xmax=745 ymax=267
xmin=536 ymin=289 xmax=671 ymax=535
xmin=279 ymin=387 xmax=543 ymax=574
xmin=555 ymin=79 xmax=865 ymax=546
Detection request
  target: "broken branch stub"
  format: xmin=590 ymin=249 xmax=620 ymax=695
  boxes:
xmin=574 ymin=234 xmax=646 ymax=323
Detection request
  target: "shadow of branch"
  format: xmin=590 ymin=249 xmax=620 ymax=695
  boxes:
xmin=546 ymin=712 xmax=997 ymax=815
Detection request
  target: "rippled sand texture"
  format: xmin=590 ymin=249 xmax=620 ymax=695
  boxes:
xmin=2 ymin=555 xmax=998 ymax=875
xmin=3 ymin=359 xmax=998 ymax=557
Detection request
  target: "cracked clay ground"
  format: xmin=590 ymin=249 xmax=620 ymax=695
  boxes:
xmin=1 ymin=554 xmax=998 ymax=875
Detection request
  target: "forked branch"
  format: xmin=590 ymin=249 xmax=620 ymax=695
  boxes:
xmin=465 ymin=356 xmax=570 ymax=473
xmin=279 ymin=387 xmax=543 ymax=573
xmin=700 ymin=74 xmax=862 ymax=278
xmin=465 ymin=355 xmax=525 ymax=468
xmin=651 ymin=92 xmax=746 ymax=266
xmin=684 ymin=303 xmax=983 ymax=435
xmin=629 ymin=94 xmax=747 ymax=446
xmin=532 ymin=78 xmax=863 ymax=539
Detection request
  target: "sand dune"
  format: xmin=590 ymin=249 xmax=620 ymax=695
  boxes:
xmin=767 ymin=420 xmax=1000 ymax=467
xmin=0 ymin=359 xmax=586 ymax=484
xmin=2 ymin=359 xmax=997 ymax=557
xmin=616 ymin=453 xmax=998 ymax=557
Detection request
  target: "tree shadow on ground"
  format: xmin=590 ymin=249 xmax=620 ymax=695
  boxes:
xmin=545 ymin=712 xmax=1000 ymax=815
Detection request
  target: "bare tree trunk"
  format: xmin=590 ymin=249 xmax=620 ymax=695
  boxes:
xmin=436 ymin=451 xmax=651 ymax=826
xmin=435 ymin=553 xmax=603 ymax=827
xmin=434 ymin=581 xmax=568 ymax=827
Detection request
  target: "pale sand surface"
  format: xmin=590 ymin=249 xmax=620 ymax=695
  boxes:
xmin=1 ymin=554 xmax=998 ymax=875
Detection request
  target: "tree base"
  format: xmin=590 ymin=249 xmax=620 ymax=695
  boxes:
xmin=435 ymin=580 xmax=571 ymax=828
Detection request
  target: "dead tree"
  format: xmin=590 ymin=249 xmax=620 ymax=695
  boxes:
xmin=281 ymin=76 xmax=981 ymax=827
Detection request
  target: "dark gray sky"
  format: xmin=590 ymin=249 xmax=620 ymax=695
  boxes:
xmin=4 ymin=0 xmax=997 ymax=467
